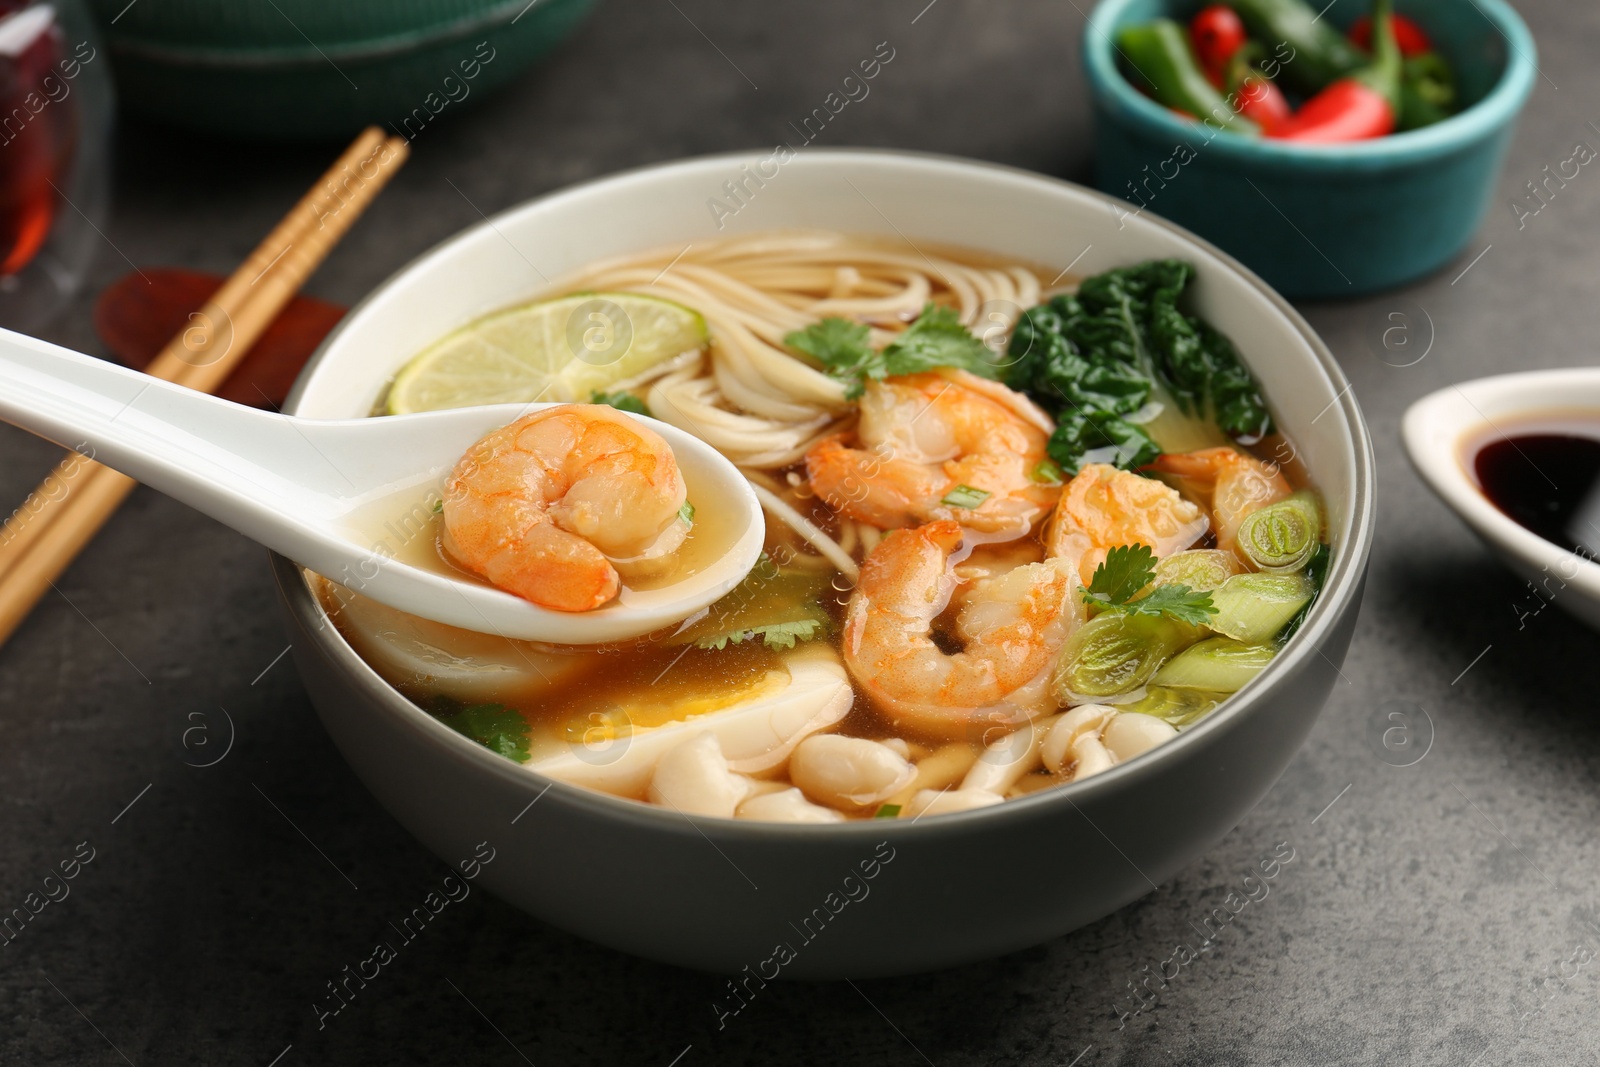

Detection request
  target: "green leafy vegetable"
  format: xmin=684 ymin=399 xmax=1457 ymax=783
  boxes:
xmin=784 ymin=303 xmax=998 ymax=399
xmin=874 ymin=803 xmax=903 ymax=819
xmin=590 ymin=389 xmax=651 ymax=416
xmin=668 ymin=554 xmax=832 ymax=651
xmin=1047 ymin=409 xmax=1162 ymax=476
xmin=432 ymin=498 xmax=443 ymax=514
xmin=1080 ymin=543 xmax=1218 ymax=625
xmin=1005 ymin=260 xmax=1272 ymax=474
xmin=679 ymin=500 xmax=696 ymax=528
xmin=429 ymin=699 xmax=531 ymax=762
xmin=696 ymin=618 xmax=827 ymax=651
xmin=940 ymin=484 xmax=991 ymax=509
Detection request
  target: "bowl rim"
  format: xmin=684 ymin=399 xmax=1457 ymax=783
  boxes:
xmin=100 ymin=0 xmax=572 ymax=67
xmin=277 ymin=147 xmax=1377 ymax=841
xmin=1081 ymin=0 xmax=1539 ymax=166
xmin=1403 ymin=368 xmax=1600 ymax=594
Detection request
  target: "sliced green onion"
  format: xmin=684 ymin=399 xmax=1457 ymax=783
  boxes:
xmin=1206 ymin=572 xmax=1314 ymax=644
xmin=940 ymin=484 xmax=991 ymax=509
xmin=431 ymin=498 xmax=443 ymax=514
xmin=1153 ymin=549 xmax=1241 ymax=592
xmin=1236 ymin=492 xmax=1320 ymax=573
xmin=874 ymin=803 xmax=902 ymax=819
xmin=1030 ymin=458 xmax=1065 ymax=485
xmin=679 ymin=500 xmax=696 ymax=527
xmin=1150 ymin=637 xmax=1276 ymax=693
xmin=1053 ymin=613 xmax=1198 ymax=700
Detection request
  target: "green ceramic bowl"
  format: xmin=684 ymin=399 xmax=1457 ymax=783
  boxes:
xmin=1083 ymin=0 xmax=1537 ymax=297
xmin=87 ymin=0 xmax=596 ymax=140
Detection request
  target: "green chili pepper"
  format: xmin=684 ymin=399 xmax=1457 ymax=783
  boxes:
xmin=1228 ymin=0 xmax=1368 ymax=94
xmin=1118 ymin=19 xmax=1259 ymax=135
xmin=1398 ymin=51 xmax=1456 ymax=129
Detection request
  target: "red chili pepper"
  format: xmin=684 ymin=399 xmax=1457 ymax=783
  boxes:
xmin=1233 ymin=74 xmax=1292 ymax=134
xmin=1270 ymin=0 xmax=1402 ymax=142
xmin=1189 ymin=5 xmax=1247 ymax=78
xmin=1349 ymin=12 xmax=1432 ymax=57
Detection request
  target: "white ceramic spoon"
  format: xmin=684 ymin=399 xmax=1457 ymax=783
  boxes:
xmin=0 ymin=327 xmax=765 ymax=643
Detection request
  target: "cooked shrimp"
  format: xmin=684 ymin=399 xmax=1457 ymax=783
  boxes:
xmin=805 ymin=369 xmax=1058 ymax=538
xmin=843 ymin=520 xmax=1081 ymax=738
xmin=440 ymin=405 xmax=687 ymax=612
xmin=1151 ymin=446 xmax=1290 ymax=551
xmin=1046 ymin=463 xmax=1210 ymax=585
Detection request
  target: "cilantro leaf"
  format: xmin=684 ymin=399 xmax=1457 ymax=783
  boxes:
xmin=784 ymin=304 xmax=998 ymax=400
xmin=591 ymin=389 xmax=650 ymax=416
xmin=1083 ymin=543 xmax=1159 ymax=607
xmin=435 ymin=702 xmax=531 ymax=762
xmin=1120 ymin=584 xmax=1217 ymax=625
xmin=881 ymin=303 xmax=999 ymax=380
xmin=1081 ymin=542 xmax=1216 ymax=624
xmin=693 ymin=618 xmax=827 ymax=651
xmin=784 ymin=317 xmax=877 ymax=398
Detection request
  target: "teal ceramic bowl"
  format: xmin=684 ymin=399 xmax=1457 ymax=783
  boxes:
xmin=1083 ymin=0 xmax=1537 ymax=297
xmin=87 ymin=0 xmax=596 ymax=140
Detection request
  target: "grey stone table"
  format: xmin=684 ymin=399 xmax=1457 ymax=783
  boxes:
xmin=3 ymin=1 xmax=1599 ymax=1063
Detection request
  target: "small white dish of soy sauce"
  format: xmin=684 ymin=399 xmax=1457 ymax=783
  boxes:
xmin=1405 ymin=368 xmax=1600 ymax=631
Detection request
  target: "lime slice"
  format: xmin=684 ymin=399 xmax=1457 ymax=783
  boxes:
xmin=384 ymin=292 xmax=707 ymax=415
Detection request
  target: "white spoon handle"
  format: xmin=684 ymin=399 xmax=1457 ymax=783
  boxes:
xmin=0 ymin=326 xmax=342 ymax=516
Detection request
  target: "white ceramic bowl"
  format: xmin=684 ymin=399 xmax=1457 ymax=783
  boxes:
xmin=1405 ymin=369 xmax=1600 ymax=630
xmin=274 ymin=150 xmax=1376 ymax=977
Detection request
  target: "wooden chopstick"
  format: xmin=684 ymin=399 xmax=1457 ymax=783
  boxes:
xmin=0 ymin=128 xmax=390 ymax=580
xmin=0 ymin=129 xmax=409 ymax=649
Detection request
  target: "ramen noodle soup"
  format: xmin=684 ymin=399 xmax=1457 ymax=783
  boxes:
xmin=316 ymin=231 xmax=1328 ymax=822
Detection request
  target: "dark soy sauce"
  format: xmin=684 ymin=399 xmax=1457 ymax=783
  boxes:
xmin=1471 ymin=427 xmax=1600 ymax=554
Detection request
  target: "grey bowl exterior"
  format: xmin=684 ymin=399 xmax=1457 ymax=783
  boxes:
xmin=275 ymin=555 xmax=1363 ymax=977
xmin=268 ymin=150 xmax=1375 ymax=978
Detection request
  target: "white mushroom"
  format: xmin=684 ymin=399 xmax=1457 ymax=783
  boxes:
xmin=1040 ymin=707 xmax=1180 ymax=784
xmin=736 ymin=787 xmax=846 ymax=824
xmin=789 ymin=735 xmax=916 ymax=811
xmin=648 ymin=733 xmax=751 ymax=818
xmin=1101 ymin=712 xmax=1178 ymax=762
xmin=1068 ymin=733 xmax=1116 ymax=782
xmin=530 ymin=651 xmax=851 ymax=796
xmin=1041 ymin=704 xmax=1116 ymax=775
xmin=961 ymin=719 xmax=1046 ymax=794
xmin=881 ymin=738 xmax=913 ymax=761
xmin=902 ymin=788 xmax=1004 ymax=818
xmin=907 ymin=743 xmax=980 ymax=794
